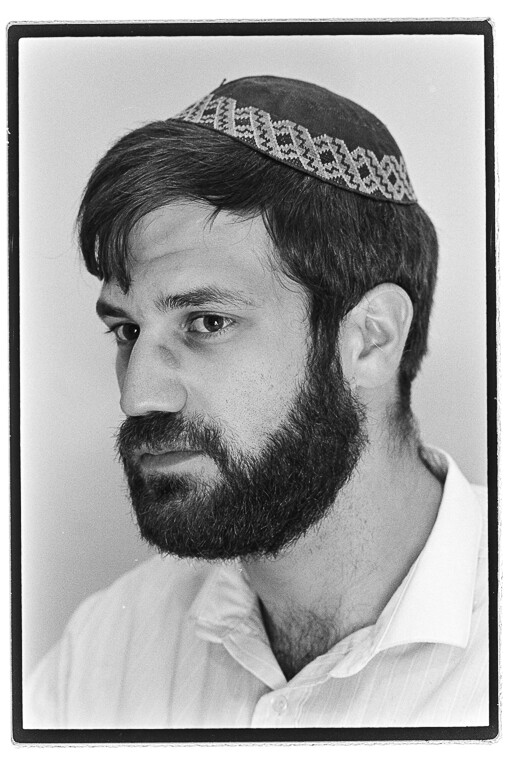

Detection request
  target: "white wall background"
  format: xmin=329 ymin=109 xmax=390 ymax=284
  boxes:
xmin=19 ymin=33 xmax=488 ymax=674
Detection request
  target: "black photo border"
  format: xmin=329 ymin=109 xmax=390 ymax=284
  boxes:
xmin=8 ymin=18 xmax=498 ymax=745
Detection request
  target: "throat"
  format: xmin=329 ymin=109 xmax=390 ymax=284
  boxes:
xmin=259 ymin=600 xmax=338 ymax=681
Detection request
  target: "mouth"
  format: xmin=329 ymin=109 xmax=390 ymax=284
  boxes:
xmin=138 ymin=449 xmax=204 ymax=472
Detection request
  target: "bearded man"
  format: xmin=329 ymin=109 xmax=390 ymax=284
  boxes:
xmin=25 ymin=76 xmax=488 ymax=729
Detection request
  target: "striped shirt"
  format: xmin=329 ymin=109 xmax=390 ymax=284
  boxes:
xmin=25 ymin=449 xmax=489 ymax=729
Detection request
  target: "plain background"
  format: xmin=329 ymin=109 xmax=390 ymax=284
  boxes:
xmin=18 ymin=31 xmax=488 ymax=675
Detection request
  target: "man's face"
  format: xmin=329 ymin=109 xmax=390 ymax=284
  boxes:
xmin=97 ymin=202 xmax=366 ymax=559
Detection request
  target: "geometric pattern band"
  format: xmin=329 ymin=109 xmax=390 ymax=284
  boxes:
xmin=174 ymin=93 xmax=417 ymax=204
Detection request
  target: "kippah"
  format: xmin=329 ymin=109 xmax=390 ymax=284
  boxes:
xmin=173 ymin=75 xmax=417 ymax=204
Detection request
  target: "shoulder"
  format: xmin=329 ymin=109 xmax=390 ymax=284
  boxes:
xmin=465 ymin=482 xmax=488 ymax=575
xmin=25 ymin=557 xmax=218 ymax=728
xmin=68 ymin=554 xmax=214 ymax=637
xmin=469 ymin=483 xmax=488 ymax=606
xmin=471 ymin=483 xmax=488 ymax=513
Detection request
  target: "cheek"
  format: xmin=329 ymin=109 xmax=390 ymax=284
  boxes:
xmin=192 ymin=347 xmax=308 ymax=453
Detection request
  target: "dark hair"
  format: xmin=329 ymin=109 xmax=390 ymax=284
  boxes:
xmin=78 ymin=120 xmax=438 ymax=415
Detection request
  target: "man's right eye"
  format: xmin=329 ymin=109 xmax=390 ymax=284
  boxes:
xmin=107 ymin=323 xmax=140 ymax=345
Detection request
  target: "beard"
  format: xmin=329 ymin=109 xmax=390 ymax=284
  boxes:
xmin=116 ymin=349 xmax=367 ymax=561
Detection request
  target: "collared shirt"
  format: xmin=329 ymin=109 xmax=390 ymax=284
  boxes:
xmin=25 ymin=449 xmax=489 ymax=729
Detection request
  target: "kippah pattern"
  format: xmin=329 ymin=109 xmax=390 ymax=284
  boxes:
xmin=175 ymin=92 xmax=417 ymax=204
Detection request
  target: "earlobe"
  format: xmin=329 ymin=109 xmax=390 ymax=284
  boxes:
xmin=343 ymin=284 xmax=413 ymax=389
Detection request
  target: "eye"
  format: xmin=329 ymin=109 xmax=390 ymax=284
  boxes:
xmin=188 ymin=315 xmax=234 ymax=335
xmin=108 ymin=323 xmax=140 ymax=345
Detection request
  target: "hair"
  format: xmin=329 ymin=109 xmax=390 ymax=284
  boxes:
xmin=77 ymin=120 xmax=438 ymax=420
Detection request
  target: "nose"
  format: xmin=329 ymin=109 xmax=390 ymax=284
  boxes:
xmin=118 ymin=339 xmax=187 ymax=417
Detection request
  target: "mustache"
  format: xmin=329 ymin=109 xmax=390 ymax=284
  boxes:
xmin=116 ymin=412 xmax=228 ymax=463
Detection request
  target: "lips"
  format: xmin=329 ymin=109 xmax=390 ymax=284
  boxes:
xmin=138 ymin=450 xmax=204 ymax=471
xmin=132 ymin=442 xmax=196 ymax=457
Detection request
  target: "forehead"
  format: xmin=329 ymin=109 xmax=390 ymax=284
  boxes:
xmin=101 ymin=202 xmax=303 ymax=306
xmin=131 ymin=202 xmax=267 ymax=268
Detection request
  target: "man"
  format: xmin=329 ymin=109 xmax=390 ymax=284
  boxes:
xmin=25 ymin=75 xmax=488 ymax=729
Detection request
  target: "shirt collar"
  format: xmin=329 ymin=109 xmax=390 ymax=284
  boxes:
xmin=190 ymin=448 xmax=482 ymax=664
xmin=374 ymin=447 xmax=482 ymax=653
xmin=190 ymin=560 xmax=261 ymax=644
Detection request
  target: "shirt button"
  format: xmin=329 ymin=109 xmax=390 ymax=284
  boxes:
xmin=272 ymin=695 xmax=288 ymax=715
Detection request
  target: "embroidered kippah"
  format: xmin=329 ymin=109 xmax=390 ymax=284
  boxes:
xmin=173 ymin=75 xmax=417 ymax=204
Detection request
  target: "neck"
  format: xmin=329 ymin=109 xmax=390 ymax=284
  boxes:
xmin=242 ymin=433 xmax=443 ymax=679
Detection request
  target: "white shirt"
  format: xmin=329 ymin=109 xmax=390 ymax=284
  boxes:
xmin=25 ymin=449 xmax=489 ymax=729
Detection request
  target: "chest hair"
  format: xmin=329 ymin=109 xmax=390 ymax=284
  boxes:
xmin=259 ymin=601 xmax=340 ymax=681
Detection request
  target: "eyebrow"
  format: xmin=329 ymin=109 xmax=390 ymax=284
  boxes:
xmin=96 ymin=301 xmax=129 ymax=319
xmin=96 ymin=286 xmax=257 ymax=320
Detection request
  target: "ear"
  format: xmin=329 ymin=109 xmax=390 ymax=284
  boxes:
xmin=339 ymin=284 xmax=413 ymax=389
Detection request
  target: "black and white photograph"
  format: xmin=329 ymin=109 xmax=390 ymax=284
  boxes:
xmin=10 ymin=20 xmax=497 ymax=743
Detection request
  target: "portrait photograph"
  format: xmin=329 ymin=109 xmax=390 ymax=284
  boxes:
xmin=9 ymin=19 xmax=497 ymax=744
